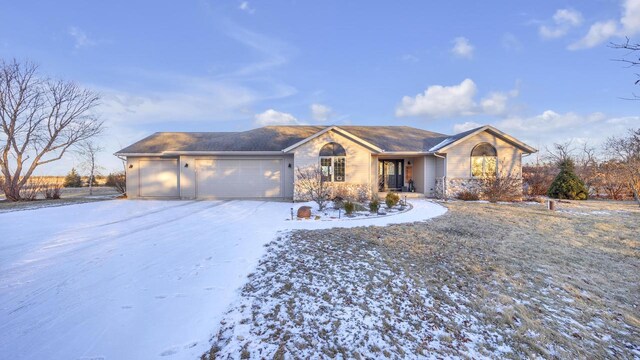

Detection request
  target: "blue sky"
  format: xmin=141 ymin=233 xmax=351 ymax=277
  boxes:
xmin=2 ymin=0 xmax=639 ymax=174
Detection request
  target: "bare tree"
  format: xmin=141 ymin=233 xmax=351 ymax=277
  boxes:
xmin=0 ymin=59 xmax=102 ymax=201
xmin=576 ymin=143 xmax=600 ymax=196
xmin=544 ymin=141 xmax=575 ymax=165
xmin=610 ymin=37 xmax=640 ymax=99
xmin=599 ymin=160 xmax=629 ymax=200
xmin=604 ymin=128 xmax=640 ymax=206
xmin=77 ymin=140 xmax=104 ymax=195
xmin=295 ymin=165 xmax=331 ymax=211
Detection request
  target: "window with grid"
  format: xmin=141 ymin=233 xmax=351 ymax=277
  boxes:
xmin=471 ymin=143 xmax=497 ymax=177
xmin=319 ymin=143 xmax=346 ymax=182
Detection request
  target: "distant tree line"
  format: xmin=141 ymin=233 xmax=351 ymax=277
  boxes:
xmin=524 ymin=128 xmax=640 ymax=206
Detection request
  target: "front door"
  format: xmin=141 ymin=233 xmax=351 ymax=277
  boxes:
xmin=378 ymin=160 xmax=404 ymax=191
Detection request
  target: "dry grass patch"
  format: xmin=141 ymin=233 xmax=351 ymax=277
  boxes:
xmin=204 ymin=200 xmax=639 ymax=359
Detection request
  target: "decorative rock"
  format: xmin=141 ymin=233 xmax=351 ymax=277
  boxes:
xmin=297 ymin=206 xmax=312 ymax=219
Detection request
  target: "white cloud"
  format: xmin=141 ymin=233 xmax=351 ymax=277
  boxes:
xmin=569 ymin=20 xmax=619 ymax=49
xmin=621 ymin=0 xmax=640 ymax=33
xmin=239 ymin=1 xmax=255 ymax=14
xmin=451 ymin=37 xmax=474 ymax=59
xmin=480 ymin=92 xmax=510 ymax=116
xmin=396 ymin=79 xmax=477 ymax=118
xmin=396 ymin=79 xmax=518 ymax=119
xmin=453 ymin=121 xmax=483 ymax=133
xmin=68 ymin=26 xmax=96 ymax=49
xmin=539 ymin=8 xmax=583 ymax=39
xmin=254 ymin=109 xmax=299 ymax=126
xmin=223 ymin=23 xmax=292 ymax=76
xmin=569 ymin=0 xmax=640 ymax=49
xmin=310 ymin=103 xmax=333 ymax=122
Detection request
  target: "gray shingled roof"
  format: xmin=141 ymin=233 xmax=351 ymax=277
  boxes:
xmin=428 ymin=126 xmax=484 ymax=151
xmin=116 ymin=125 xmax=453 ymax=154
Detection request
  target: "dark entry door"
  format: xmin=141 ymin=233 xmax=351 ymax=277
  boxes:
xmin=378 ymin=160 xmax=404 ymax=191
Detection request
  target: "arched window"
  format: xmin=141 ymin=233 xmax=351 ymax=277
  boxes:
xmin=319 ymin=142 xmax=346 ymax=182
xmin=471 ymin=143 xmax=497 ymax=177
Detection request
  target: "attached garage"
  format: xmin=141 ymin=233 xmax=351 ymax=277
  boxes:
xmin=195 ymin=158 xmax=283 ymax=199
xmin=138 ymin=159 xmax=179 ymax=197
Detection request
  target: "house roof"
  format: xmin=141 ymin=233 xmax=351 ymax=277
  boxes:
xmin=429 ymin=125 xmax=537 ymax=153
xmin=115 ymin=125 xmax=536 ymax=155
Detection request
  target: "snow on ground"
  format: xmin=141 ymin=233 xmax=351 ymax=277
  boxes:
xmin=0 ymin=199 xmax=446 ymax=360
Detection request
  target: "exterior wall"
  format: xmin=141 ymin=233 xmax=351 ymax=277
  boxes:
xmin=370 ymin=155 xmax=378 ymax=195
xmin=292 ymin=130 xmax=373 ymax=201
xmin=424 ymin=155 xmax=436 ymax=197
xmin=444 ymin=131 xmax=523 ymax=179
xmin=435 ymin=156 xmax=445 ymax=178
xmin=410 ymin=156 xmax=424 ymax=194
xmin=125 ymin=156 xmax=180 ymax=199
xmin=434 ymin=130 xmax=524 ymax=199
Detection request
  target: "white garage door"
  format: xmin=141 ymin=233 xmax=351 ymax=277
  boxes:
xmin=195 ymin=159 xmax=283 ymax=198
xmin=139 ymin=159 xmax=179 ymax=197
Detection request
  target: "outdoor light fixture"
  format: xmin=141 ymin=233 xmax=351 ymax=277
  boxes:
xmin=408 ymin=161 xmax=411 ymax=165
xmin=128 ymin=164 xmax=133 ymax=169
xmin=288 ymin=163 xmax=292 ymax=168
xmin=184 ymin=163 xmax=189 ymax=168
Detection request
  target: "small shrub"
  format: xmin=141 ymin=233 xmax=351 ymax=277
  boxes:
xmin=456 ymin=190 xmax=480 ymax=201
xmin=19 ymin=178 xmax=44 ymax=201
xmin=369 ymin=198 xmax=380 ymax=213
xmin=105 ymin=171 xmax=126 ymax=195
xmin=43 ymin=183 xmax=63 ymax=199
xmin=344 ymin=201 xmax=355 ymax=215
xmin=385 ymin=192 xmax=400 ymax=208
xmin=547 ymin=160 xmax=588 ymax=200
xmin=63 ymin=168 xmax=82 ymax=188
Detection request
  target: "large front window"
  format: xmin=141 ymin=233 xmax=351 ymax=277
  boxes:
xmin=319 ymin=142 xmax=346 ymax=182
xmin=471 ymin=143 xmax=497 ymax=177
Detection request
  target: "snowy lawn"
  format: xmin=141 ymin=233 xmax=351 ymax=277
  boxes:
xmin=0 ymin=199 xmax=446 ymax=359
xmin=206 ymin=200 xmax=640 ymax=359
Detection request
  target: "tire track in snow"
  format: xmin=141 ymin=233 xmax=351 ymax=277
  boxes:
xmin=1 ymin=201 xmax=230 ymax=316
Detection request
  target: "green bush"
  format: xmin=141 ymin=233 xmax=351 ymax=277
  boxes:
xmin=369 ymin=199 xmax=380 ymax=213
xmin=385 ymin=192 xmax=400 ymax=208
xmin=344 ymin=201 xmax=355 ymax=215
xmin=63 ymin=168 xmax=82 ymax=188
xmin=547 ymin=159 xmax=588 ymax=200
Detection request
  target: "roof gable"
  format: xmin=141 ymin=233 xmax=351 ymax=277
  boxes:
xmin=429 ymin=125 xmax=537 ymax=154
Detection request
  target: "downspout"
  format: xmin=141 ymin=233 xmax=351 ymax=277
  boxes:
xmin=433 ymin=153 xmax=447 ymax=200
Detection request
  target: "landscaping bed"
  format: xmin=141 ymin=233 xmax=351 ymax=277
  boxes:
xmin=204 ymin=200 xmax=640 ymax=359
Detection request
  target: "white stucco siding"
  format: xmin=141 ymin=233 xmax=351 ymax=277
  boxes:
xmin=444 ymin=131 xmax=523 ymax=179
xmin=409 ymin=157 xmax=424 ymax=193
xmin=424 ymin=155 xmax=436 ymax=197
xmin=291 ymin=131 xmax=372 ymax=185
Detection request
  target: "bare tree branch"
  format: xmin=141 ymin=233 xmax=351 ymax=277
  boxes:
xmin=0 ymin=59 xmax=102 ymax=201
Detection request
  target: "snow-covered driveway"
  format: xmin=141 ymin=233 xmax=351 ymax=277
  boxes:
xmin=0 ymin=199 xmax=446 ymax=360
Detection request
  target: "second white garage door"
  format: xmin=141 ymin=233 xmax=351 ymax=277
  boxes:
xmin=195 ymin=159 xmax=283 ymax=198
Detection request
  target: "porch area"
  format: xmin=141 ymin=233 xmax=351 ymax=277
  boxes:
xmin=374 ymin=155 xmax=438 ymax=198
